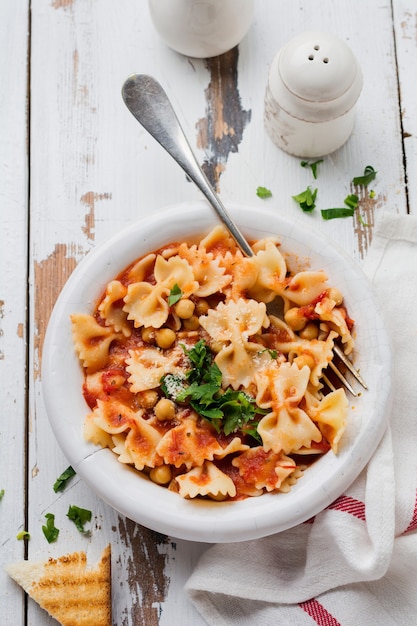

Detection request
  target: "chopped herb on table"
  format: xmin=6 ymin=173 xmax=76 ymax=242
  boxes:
xmin=292 ymin=186 xmax=318 ymax=212
xmin=321 ymin=193 xmax=359 ymax=220
xmin=16 ymin=530 xmax=30 ymax=540
xmin=168 ymin=283 xmax=183 ymax=306
xmin=352 ymin=165 xmax=377 ymax=186
xmin=67 ymin=505 xmax=92 ymax=534
xmin=0 ymin=489 xmax=5 ymax=500
xmin=42 ymin=513 xmax=60 ymax=543
xmin=256 ymin=186 xmax=272 ymax=199
xmin=300 ymin=159 xmax=323 ymax=179
xmin=53 ymin=465 xmax=76 ymax=493
xmin=161 ymin=339 xmax=266 ymax=440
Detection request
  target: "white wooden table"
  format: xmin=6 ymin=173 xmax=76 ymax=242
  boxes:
xmin=1 ymin=1 xmax=415 ymax=624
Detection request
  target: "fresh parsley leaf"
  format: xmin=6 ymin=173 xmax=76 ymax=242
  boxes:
xmin=358 ymin=214 xmax=369 ymax=227
xmin=0 ymin=489 xmax=4 ymax=500
xmin=42 ymin=513 xmax=59 ymax=543
xmin=300 ymin=159 xmax=323 ymax=179
xmin=256 ymin=186 xmax=272 ymax=199
xmin=164 ymin=340 xmax=265 ymax=439
xmin=369 ymin=189 xmax=375 ymax=199
xmin=321 ymin=207 xmax=356 ymax=220
xmin=292 ymin=186 xmax=318 ymax=212
xmin=53 ymin=466 xmax=76 ymax=493
xmin=16 ymin=530 xmax=30 ymax=540
xmin=344 ymin=194 xmax=359 ymax=210
xmin=352 ymin=165 xmax=377 ymax=186
xmin=168 ymin=283 xmax=182 ymax=306
xmin=67 ymin=505 xmax=92 ymax=534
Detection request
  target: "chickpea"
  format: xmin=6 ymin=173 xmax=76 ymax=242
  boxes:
xmin=194 ymin=299 xmax=209 ymax=316
xmin=182 ymin=314 xmax=200 ymax=331
xmin=299 ymin=321 xmax=319 ymax=340
xmin=150 ymin=465 xmax=172 ymax=485
xmin=141 ymin=327 xmax=156 ymax=344
xmin=154 ymin=398 xmax=176 ymax=421
xmin=174 ymin=298 xmax=195 ymax=319
xmin=327 ymin=287 xmax=344 ymax=306
xmin=155 ymin=328 xmax=176 ymax=349
xmin=140 ymin=390 xmax=159 ymax=409
xmin=284 ymin=307 xmax=306 ymax=331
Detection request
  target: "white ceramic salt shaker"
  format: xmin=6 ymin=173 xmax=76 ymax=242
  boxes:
xmin=148 ymin=0 xmax=255 ymax=58
xmin=265 ymin=32 xmax=363 ymax=158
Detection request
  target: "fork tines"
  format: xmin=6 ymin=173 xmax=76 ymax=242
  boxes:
xmin=325 ymin=345 xmax=368 ymax=397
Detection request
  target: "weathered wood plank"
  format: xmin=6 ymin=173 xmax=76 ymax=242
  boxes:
xmin=393 ymin=0 xmax=417 ymax=214
xmin=0 ymin=1 xmax=30 ymax=623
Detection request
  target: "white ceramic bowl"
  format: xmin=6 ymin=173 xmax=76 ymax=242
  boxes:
xmin=42 ymin=202 xmax=391 ymax=543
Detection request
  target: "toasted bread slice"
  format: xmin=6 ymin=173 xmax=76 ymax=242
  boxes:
xmin=5 ymin=545 xmax=111 ymax=626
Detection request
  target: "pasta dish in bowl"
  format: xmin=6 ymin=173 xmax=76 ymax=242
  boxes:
xmin=42 ymin=202 xmax=391 ymax=542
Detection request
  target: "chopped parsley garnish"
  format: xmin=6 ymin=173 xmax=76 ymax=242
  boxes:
xmin=358 ymin=214 xmax=369 ymax=227
xmin=321 ymin=207 xmax=356 ymax=220
xmin=16 ymin=530 xmax=30 ymax=540
xmin=0 ymin=489 xmax=4 ymax=500
xmin=321 ymin=194 xmax=359 ymax=220
xmin=161 ymin=340 xmax=265 ymax=440
xmin=369 ymin=189 xmax=375 ymax=199
xmin=53 ymin=466 xmax=76 ymax=493
xmin=256 ymin=186 xmax=273 ymax=199
xmin=168 ymin=283 xmax=183 ymax=306
xmin=352 ymin=165 xmax=377 ymax=186
xmin=67 ymin=505 xmax=92 ymax=534
xmin=42 ymin=513 xmax=60 ymax=543
xmin=292 ymin=186 xmax=318 ymax=212
xmin=300 ymin=159 xmax=323 ymax=179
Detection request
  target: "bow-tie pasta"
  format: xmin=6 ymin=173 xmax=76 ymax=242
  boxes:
xmin=71 ymin=224 xmax=356 ymax=501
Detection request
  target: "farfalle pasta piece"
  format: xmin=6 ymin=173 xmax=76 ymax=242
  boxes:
xmin=98 ymin=280 xmax=131 ymax=337
xmin=70 ymin=313 xmax=122 ymax=373
xmin=284 ymin=271 xmax=329 ymax=306
xmin=247 ymin=241 xmax=288 ymax=303
xmin=123 ymin=254 xmax=198 ymax=328
xmin=315 ymin=296 xmax=354 ymax=354
xmin=90 ymin=399 xmax=163 ymax=469
xmin=256 ymin=362 xmax=322 ymax=454
xmin=304 ymin=388 xmax=348 ymax=453
xmin=232 ymin=447 xmax=297 ymax=492
xmin=156 ymin=416 xmax=234 ymax=470
xmin=175 ymin=461 xmax=237 ymax=499
xmin=126 ymin=346 xmax=184 ymax=392
xmin=199 ymin=298 xmax=269 ymax=389
xmin=177 ymin=242 xmax=232 ymax=296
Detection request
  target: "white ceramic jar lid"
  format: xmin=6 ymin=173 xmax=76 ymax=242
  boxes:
xmin=269 ymin=31 xmax=363 ymax=122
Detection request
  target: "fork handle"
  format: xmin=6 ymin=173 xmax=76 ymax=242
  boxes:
xmin=122 ymin=74 xmax=254 ymax=257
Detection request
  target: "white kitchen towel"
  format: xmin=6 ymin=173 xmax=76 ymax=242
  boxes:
xmin=186 ymin=213 xmax=417 ymax=626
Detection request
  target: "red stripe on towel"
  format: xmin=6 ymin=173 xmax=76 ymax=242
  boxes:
xmin=403 ymin=490 xmax=417 ymax=533
xmin=300 ymin=598 xmax=341 ymax=626
xmin=327 ymin=495 xmax=366 ymax=521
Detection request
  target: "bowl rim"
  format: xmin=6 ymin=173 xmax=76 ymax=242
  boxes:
xmin=42 ymin=201 xmax=391 ymax=542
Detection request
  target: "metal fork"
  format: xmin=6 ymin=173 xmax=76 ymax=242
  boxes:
xmin=121 ymin=74 xmax=367 ymax=396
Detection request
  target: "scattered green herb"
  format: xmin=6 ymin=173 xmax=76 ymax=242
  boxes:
xmin=300 ymin=159 xmax=323 ymax=179
xmin=53 ymin=466 xmax=76 ymax=493
xmin=16 ymin=530 xmax=30 ymax=540
xmin=168 ymin=283 xmax=183 ymax=306
xmin=321 ymin=207 xmax=356 ymax=220
xmin=292 ymin=186 xmax=318 ymax=212
xmin=256 ymin=186 xmax=273 ymax=199
xmin=352 ymin=165 xmax=377 ymax=186
xmin=343 ymin=194 xmax=359 ymax=210
xmin=42 ymin=513 xmax=60 ymax=543
xmin=67 ymin=505 xmax=92 ymax=534
xmin=0 ymin=489 xmax=4 ymax=500
xmin=161 ymin=340 xmax=266 ymax=440
xmin=358 ymin=214 xmax=369 ymax=227
xmin=369 ymin=189 xmax=375 ymax=199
